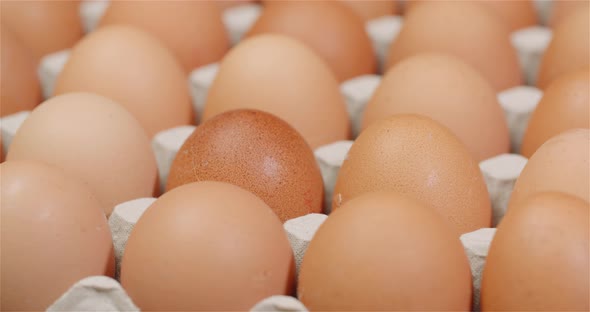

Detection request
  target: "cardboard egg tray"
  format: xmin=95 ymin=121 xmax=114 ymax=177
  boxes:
xmin=0 ymin=1 xmax=559 ymax=311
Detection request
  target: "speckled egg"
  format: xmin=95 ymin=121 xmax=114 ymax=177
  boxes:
xmin=167 ymin=109 xmax=323 ymax=222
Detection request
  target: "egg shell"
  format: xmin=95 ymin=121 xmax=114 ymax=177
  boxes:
xmin=537 ymin=9 xmax=589 ymax=89
xmin=509 ymin=128 xmax=590 ymax=208
xmin=1 ymin=160 xmax=114 ymax=311
xmin=481 ymin=192 xmax=589 ymax=311
xmin=167 ymin=109 xmax=324 ymax=222
xmin=247 ymin=1 xmax=376 ymax=82
xmin=54 ymin=25 xmax=193 ymax=137
xmin=339 ymin=0 xmax=398 ymax=21
xmin=121 ymin=181 xmax=295 ymax=311
xmin=0 ymin=0 xmax=83 ymax=59
xmin=98 ymin=1 xmax=229 ymax=72
xmin=549 ymin=0 xmax=590 ymax=28
xmin=0 ymin=27 xmax=41 ymax=117
xmin=363 ymin=53 xmax=510 ymax=161
xmin=202 ymin=34 xmax=350 ymax=149
xmin=298 ymin=191 xmax=472 ymax=311
xmin=521 ymin=69 xmax=590 ymax=157
xmin=333 ymin=114 xmax=492 ymax=235
xmin=387 ymin=1 xmax=522 ymax=91
xmin=477 ymin=0 xmax=538 ymax=31
xmin=6 ymin=92 xmax=158 ymax=216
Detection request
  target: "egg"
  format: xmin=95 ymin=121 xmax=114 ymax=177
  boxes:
xmin=333 ymin=114 xmax=491 ymax=235
xmin=202 ymin=34 xmax=350 ymax=148
xmin=362 ymin=53 xmax=510 ymax=161
xmin=549 ymin=0 xmax=589 ymax=27
xmin=387 ymin=1 xmax=521 ymax=91
xmin=521 ymin=69 xmax=589 ymax=157
xmin=299 ymin=191 xmax=472 ymax=311
xmin=216 ymin=0 xmax=257 ymax=10
xmin=247 ymin=1 xmax=376 ymax=81
xmin=167 ymin=109 xmax=323 ymax=222
xmin=7 ymin=93 xmax=158 ymax=216
xmin=509 ymin=129 xmax=589 ymax=208
xmin=0 ymin=0 xmax=83 ymax=58
xmin=54 ymin=25 xmax=193 ymax=137
xmin=0 ymin=26 xmax=41 ymax=117
xmin=406 ymin=0 xmax=537 ymax=31
xmin=339 ymin=0 xmax=398 ymax=21
xmin=98 ymin=1 xmax=229 ymax=72
xmin=121 ymin=181 xmax=295 ymax=310
xmin=537 ymin=9 xmax=589 ymax=89
xmin=477 ymin=0 xmax=537 ymax=31
xmin=1 ymin=160 xmax=114 ymax=311
xmin=481 ymin=192 xmax=589 ymax=311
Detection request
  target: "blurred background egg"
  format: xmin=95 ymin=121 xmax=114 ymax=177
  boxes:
xmin=121 ymin=181 xmax=295 ymax=311
xmin=406 ymin=0 xmax=538 ymax=31
xmin=54 ymin=25 xmax=193 ymax=137
xmin=388 ymin=1 xmax=521 ymax=91
xmin=334 ymin=114 xmax=491 ymax=235
xmin=482 ymin=192 xmax=589 ymax=311
xmin=0 ymin=26 xmax=41 ymax=117
xmin=521 ymin=69 xmax=589 ymax=157
xmin=0 ymin=0 xmax=83 ymax=59
xmin=167 ymin=109 xmax=323 ymax=222
xmin=6 ymin=93 xmax=158 ymax=216
xmin=215 ymin=0 xmax=257 ymax=10
xmin=362 ymin=53 xmax=510 ymax=161
xmin=98 ymin=1 xmax=229 ymax=72
xmin=299 ymin=191 xmax=472 ymax=311
xmin=202 ymin=34 xmax=350 ymax=148
xmin=249 ymin=1 xmax=376 ymax=81
xmin=537 ymin=9 xmax=589 ymax=89
xmin=509 ymin=129 xmax=589 ymax=209
xmin=1 ymin=160 xmax=114 ymax=311
xmin=548 ymin=0 xmax=589 ymax=27
xmin=339 ymin=0 xmax=398 ymax=21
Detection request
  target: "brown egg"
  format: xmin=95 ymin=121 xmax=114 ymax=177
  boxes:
xmin=406 ymin=0 xmax=538 ymax=31
xmin=549 ymin=0 xmax=590 ymax=27
xmin=339 ymin=0 xmax=398 ymax=21
xmin=387 ymin=1 xmax=521 ymax=91
xmin=333 ymin=114 xmax=491 ymax=235
xmin=481 ymin=192 xmax=589 ymax=311
xmin=167 ymin=109 xmax=323 ymax=222
xmin=0 ymin=26 xmax=41 ymax=117
xmin=363 ymin=53 xmax=510 ymax=161
xmin=247 ymin=1 xmax=376 ymax=81
xmin=1 ymin=160 xmax=114 ymax=311
xmin=121 ymin=181 xmax=295 ymax=311
xmin=537 ymin=9 xmax=589 ymax=89
xmin=202 ymin=34 xmax=350 ymax=148
xmin=0 ymin=0 xmax=83 ymax=58
xmin=509 ymin=129 xmax=589 ymax=208
xmin=299 ymin=191 xmax=472 ymax=311
xmin=216 ymin=0 xmax=257 ymax=10
xmin=98 ymin=1 xmax=229 ymax=72
xmin=54 ymin=25 xmax=193 ymax=137
xmin=521 ymin=69 xmax=590 ymax=157
xmin=7 ymin=93 xmax=158 ymax=216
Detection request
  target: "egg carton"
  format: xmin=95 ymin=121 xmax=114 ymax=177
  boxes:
xmin=0 ymin=1 xmax=557 ymax=310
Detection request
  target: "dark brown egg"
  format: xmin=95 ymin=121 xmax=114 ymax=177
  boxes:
xmin=167 ymin=109 xmax=323 ymax=222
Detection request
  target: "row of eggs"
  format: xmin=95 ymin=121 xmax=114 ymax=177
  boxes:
xmin=1 ymin=0 xmax=589 ymax=311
